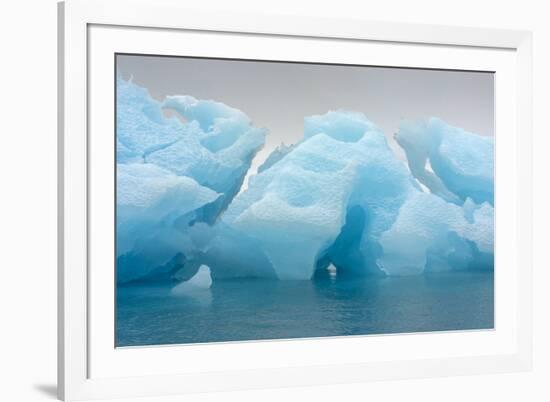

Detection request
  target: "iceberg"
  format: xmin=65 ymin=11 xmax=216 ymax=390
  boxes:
xmin=116 ymin=78 xmax=266 ymax=283
xmin=201 ymin=112 xmax=494 ymax=280
xmin=170 ymin=265 xmax=213 ymax=305
xmin=171 ymin=265 xmax=212 ymax=293
xmin=205 ymin=111 xmax=416 ymax=279
xmin=116 ymin=163 xmax=220 ymax=282
xmin=396 ymin=118 xmax=494 ymax=205
xmin=377 ymin=192 xmax=493 ymax=275
xmin=116 ymin=79 xmax=494 ymax=284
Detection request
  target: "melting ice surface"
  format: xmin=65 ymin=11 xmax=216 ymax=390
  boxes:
xmin=116 ymin=78 xmax=494 ymax=285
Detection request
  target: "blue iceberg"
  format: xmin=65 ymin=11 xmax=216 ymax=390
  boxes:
xmin=116 ymin=79 xmax=494 ymax=284
xmin=396 ymin=118 xmax=494 ymax=205
xmin=378 ymin=192 xmax=493 ymax=275
xmin=205 ymin=111 xmax=493 ymax=280
xmin=209 ymin=111 xmax=417 ymax=280
xmin=116 ymin=78 xmax=266 ymax=283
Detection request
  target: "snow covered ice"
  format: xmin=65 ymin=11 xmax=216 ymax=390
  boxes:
xmin=116 ymin=78 xmax=494 ymax=284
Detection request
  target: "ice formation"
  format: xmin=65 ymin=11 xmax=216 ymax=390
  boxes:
xmin=171 ymin=265 xmax=212 ymax=294
xmin=116 ymin=78 xmax=494 ymax=284
xmin=210 ymin=111 xmax=417 ymax=279
xmin=378 ymin=192 xmax=493 ymax=275
xmin=170 ymin=265 xmax=213 ymax=305
xmin=396 ymin=118 xmax=494 ymax=205
xmin=116 ymin=78 xmax=266 ymax=283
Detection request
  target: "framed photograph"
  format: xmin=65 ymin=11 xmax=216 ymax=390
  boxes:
xmin=58 ymin=0 xmax=533 ymax=400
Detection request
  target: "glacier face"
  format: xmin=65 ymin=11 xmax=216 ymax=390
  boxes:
xmin=116 ymin=79 xmax=494 ymax=284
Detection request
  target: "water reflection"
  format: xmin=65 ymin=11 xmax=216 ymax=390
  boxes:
xmin=116 ymin=270 xmax=493 ymax=347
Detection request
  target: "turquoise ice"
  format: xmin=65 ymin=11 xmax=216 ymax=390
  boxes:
xmin=209 ymin=112 xmax=493 ymax=279
xmin=116 ymin=79 xmax=494 ymax=283
xmin=396 ymin=118 xmax=494 ymax=205
xmin=116 ymin=78 xmax=266 ymax=282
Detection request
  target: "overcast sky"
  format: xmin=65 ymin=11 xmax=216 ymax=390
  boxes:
xmin=117 ymin=54 xmax=494 ymax=177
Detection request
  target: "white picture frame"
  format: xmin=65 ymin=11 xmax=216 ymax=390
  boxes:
xmin=58 ymin=0 xmax=533 ymax=400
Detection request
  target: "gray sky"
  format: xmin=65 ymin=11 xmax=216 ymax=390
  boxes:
xmin=117 ymin=54 xmax=494 ymax=179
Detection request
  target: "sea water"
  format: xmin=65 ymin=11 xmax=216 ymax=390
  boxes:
xmin=116 ymin=270 xmax=493 ymax=347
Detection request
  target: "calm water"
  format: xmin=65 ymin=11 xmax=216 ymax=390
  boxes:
xmin=116 ymin=271 xmax=494 ymax=347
